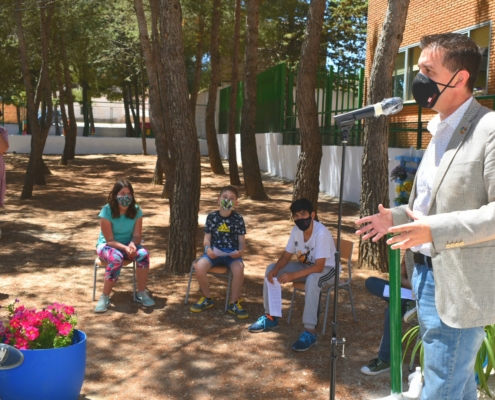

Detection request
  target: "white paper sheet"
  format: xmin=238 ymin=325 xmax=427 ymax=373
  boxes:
xmin=213 ymin=247 xmax=233 ymax=257
xmin=265 ymin=277 xmax=283 ymax=317
xmin=383 ymin=284 xmax=415 ymax=300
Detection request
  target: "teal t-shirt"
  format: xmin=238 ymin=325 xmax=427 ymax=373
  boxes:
xmin=96 ymin=204 xmax=143 ymax=247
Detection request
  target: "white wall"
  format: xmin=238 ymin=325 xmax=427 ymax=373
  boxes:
xmin=8 ymin=132 xmax=422 ymax=206
xmin=209 ymin=133 xmax=424 ymax=206
xmin=8 ymin=135 xmax=156 ymax=155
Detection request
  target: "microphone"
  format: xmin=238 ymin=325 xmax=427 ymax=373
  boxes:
xmin=333 ymin=97 xmax=403 ymax=126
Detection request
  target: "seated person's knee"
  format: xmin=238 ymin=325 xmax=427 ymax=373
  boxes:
xmin=194 ymin=259 xmax=211 ymax=275
xmin=230 ymin=260 xmax=244 ymax=271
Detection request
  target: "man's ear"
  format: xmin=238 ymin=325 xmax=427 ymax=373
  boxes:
xmin=456 ymin=70 xmax=470 ymax=88
xmin=311 ymin=211 xmax=316 ymax=219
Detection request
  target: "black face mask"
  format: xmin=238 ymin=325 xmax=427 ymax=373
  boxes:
xmin=412 ymin=71 xmax=459 ymax=108
xmin=295 ymin=216 xmax=312 ymax=232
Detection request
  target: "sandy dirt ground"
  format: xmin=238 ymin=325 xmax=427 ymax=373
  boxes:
xmin=1 ymin=153 xmax=492 ymax=400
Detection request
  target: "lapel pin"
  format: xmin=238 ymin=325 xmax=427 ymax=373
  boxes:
xmin=460 ymin=126 xmax=467 ymax=135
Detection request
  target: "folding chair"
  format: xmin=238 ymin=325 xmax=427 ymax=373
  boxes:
xmin=287 ymin=238 xmax=357 ymax=335
xmin=92 ymin=257 xmax=137 ymax=302
xmin=184 ymin=258 xmax=233 ymax=312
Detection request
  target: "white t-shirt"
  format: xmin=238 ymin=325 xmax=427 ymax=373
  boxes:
xmin=285 ymin=220 xmax=336 ymax=268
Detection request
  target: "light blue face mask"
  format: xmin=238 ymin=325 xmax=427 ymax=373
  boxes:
xmin=220 ymin=199 xmax=234 ymax=211
xmin=116 ymin=194 xmax=133 ymax=207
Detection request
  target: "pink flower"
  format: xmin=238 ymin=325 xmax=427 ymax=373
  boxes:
xmin=16 ymin=337 xmax=30 ymax=350
xmin=9 ymin=318 xmax=21 ymax=329
xmin=63 ymin=306 xmax=75 ymax=315
xmin=1 ymin=300 xmax=77 ymax=350
xmin=58 ymin=322 xmax=72 ymax=336
xmin=24 ymin=326 xmax=39 ymax=340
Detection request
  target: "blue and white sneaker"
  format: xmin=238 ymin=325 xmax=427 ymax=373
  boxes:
xmin=248 ymin=315 xmax=278 ymax=332
xmin=94 ymin=294 xmax=110 ymax=313
xmin=292 ymin=331 xmax=317 ymax=351
xmin=136 ymin=290 xmax=155 ymax=307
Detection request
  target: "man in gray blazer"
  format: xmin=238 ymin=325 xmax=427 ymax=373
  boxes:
xmin=356 ymin=33 xmax=495 ymax=399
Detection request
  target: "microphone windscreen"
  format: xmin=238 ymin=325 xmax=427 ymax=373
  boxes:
xmin=381 ymin=97 xmax=403 ymax=116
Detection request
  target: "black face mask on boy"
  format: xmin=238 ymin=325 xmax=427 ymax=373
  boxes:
xmin=295 ymin=216 xmax=312 ymax=232
xmin=412 ymin=70 xmax=459 ymax=109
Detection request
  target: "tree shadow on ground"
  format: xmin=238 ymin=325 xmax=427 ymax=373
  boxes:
xmin=1 ymin=154 xmax=407 ymax=399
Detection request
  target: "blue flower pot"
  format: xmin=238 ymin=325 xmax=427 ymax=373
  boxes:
xmin=0 ymin=329 xmax=86 ymax=400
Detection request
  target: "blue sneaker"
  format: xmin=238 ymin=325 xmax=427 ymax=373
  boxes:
xmin=94 ymin=294 xmax=110 ymax=313
xmin=227 ymin=299 xmax=249 ymax=319
xmin=292 ymin=331 xmax=317 ymax=351
xmin=190 ymin=296 xmax=214 ymax=313
xmin=248 ymin=315 xmax=278 ymax=332
xmin=136 ymin=290 xmax=155 ymax=307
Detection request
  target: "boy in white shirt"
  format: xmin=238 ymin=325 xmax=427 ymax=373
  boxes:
xmin=248 ymin=198 xmax=336 ymax=351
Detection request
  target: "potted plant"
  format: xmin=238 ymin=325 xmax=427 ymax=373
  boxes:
xmin=403 ymin=324 xmax=495 ymax=396
xmin=394 ymin=179 xmax=414 ymax=206
xmin=0 ymin=299 xmax=86 ymax=400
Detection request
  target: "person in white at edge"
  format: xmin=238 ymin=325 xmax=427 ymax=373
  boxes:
xmin=356 ymin=33 xmax=495 ymax=399
xmin=248 ymin=198 xmax=337 ymax=352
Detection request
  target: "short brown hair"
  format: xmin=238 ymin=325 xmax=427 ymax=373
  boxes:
xmin=420 ymin=33 xmax=482 ymax=92
xmin=219 ymin=185 xmax=238 ymax=199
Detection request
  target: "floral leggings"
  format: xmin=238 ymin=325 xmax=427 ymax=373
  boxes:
xmin=96 ymin=243 xmax=150 ymax=282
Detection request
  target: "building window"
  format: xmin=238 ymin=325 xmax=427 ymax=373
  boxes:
xmin=393 ymin=23 xmax=491 ymax=100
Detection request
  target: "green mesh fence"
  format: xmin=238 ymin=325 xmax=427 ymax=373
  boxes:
xmin=218 ymin=63 xmax=286 ymax=134
xmin=218 ymin=64 xmax=495 ymax=149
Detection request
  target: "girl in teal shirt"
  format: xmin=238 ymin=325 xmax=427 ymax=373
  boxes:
xmin=94 ymin=179 xmax=155 ymax=313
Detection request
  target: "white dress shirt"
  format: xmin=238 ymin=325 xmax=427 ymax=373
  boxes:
xmin=411 ymin=97 xmax=473 ymax=256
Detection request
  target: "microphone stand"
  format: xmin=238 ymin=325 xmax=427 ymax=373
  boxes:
xmin=329 ymin=119 xmax=355 ymax=400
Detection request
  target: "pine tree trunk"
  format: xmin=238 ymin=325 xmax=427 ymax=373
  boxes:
xmin=141 ymin=61 xmax=147 ymax=155
xmin=89 ymin=103 xmax=95 ymax=136
xmin=359 ymin=0 xmax=410 ymax=271
xmin=228 ymin=0 xmax=242 ymax=186
xmin=81 ymin=80 xmax=90 ymax=136
xmin=60 ymin=34 xmax=77 ymax=160
xmin=56 ymin=58 xmax=70 ymax=165
xmin=292 ymin=0 xmax=326 ymax=217
xmin=190 ymin=0 xmax=205 ymax=120
xmin=53 ymin=101 xmax=61 ymax=136
xmin=123 ymin=84 xmax=134 ymax=137
xmin=134 ymin=0 xmax=176 ymax=200
xmin=152 ymin=157 xmax=164 ymax=185
xmin=128 ymin=84 xmax=138 ymax=137
xmin=160 ymin=0 xmax=201 ymax=273
xmin=16 ymin=106 xmax=22 ymax=134
xmin=16 ymin=0 xmax=53 ymax=198
xmin=240 ymin=0 xmax=268 ymax=200
xmin=133 ymin=75 xmax=141 ymax=137
xmin=204 ymin=0 xmax=226 ymax=175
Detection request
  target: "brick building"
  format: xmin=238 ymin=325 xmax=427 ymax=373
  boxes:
xmin=0 ymin=103 xmax=22 ymax=125
xmin=366 ymin=0 xmax=494 ymax=148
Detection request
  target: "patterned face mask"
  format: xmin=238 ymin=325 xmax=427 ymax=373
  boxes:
xmin=116 ymin=194 xmax=133 ymax=207
xmin=220 ymin=199 xmax=234 ymax=211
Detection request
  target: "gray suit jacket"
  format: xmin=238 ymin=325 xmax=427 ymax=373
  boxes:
xmin=392 ymin=98 xmax=495 ymax=329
